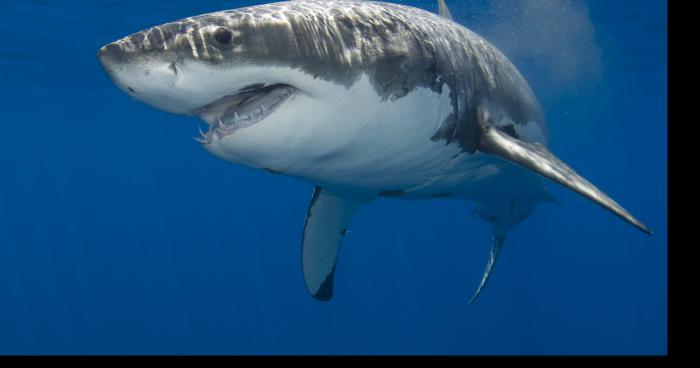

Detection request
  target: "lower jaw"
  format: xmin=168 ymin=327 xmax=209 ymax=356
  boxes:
xmin=203 ymin=124 xmax=239 ymax=144
xmin=199 ymin=112 xmax=265 ymax=144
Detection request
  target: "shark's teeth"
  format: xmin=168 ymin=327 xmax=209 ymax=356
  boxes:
xmin=200 ymin=84 xmax=297 ymax=144
xmin=193 ymin=125 xmax=210 ymax=144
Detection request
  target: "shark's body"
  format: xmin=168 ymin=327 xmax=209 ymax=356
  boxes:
xmin=98 ymin=0 xmax=650 ymax=302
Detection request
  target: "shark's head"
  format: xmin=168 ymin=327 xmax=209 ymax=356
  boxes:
xmin=98 ymin=9 xmax=305 ymax=113
xmin=98 ymin=3 xmax=372 ymax=173
xmin=96 ymin=1 xmax=452 ymax=180
xmin=98 ymin=9 xmax=313 ymax=124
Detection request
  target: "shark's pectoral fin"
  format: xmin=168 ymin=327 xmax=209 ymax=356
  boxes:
xmin=475 ymin=107 xmax=652 ymax=234
xmin=437 ymin=0 xmax=453 ymax=20
xmin=302 ymin=187 xmax=368 ymax=301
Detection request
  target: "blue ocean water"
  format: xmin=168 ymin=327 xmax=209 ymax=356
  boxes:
xmin=0 ymin=0 xmax=666 ymax=355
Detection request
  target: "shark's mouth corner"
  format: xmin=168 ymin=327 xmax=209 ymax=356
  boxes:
xmin=193 ymin=83 xmax=297 ymax=144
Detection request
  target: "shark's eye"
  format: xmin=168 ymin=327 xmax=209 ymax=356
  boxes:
xmin=214 ymin=27 xmax=232 ymax=45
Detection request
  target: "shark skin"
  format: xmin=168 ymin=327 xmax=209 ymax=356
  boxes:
xmin=98 ymin=0 xmax=651 ymax=303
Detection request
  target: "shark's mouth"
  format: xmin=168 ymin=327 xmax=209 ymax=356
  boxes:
xmin=194 ymin=84 xmax=297 ymax=144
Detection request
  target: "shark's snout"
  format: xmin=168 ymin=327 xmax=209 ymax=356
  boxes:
xmin=97 ymin=43 xmax=123 ymax=80
xmin=97 ymin=41 xmax=142 ymax=96
xmin=97 ymin=42 xmax=121 ymax=61
xmin=97 ymin=37 xmax=189 ymax=113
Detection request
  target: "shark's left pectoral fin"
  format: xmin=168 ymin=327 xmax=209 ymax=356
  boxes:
xmin=302 ymin=187 xmax=369 ymax=301
xmin=476 ymin=107 xmax=652 ymax=234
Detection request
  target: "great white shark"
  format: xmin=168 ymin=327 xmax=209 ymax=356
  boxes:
xmin=98 ymin=0 xmax=651 ymax=303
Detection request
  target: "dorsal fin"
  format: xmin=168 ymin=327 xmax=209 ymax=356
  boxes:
xmin=437 ymin=0 xmax=453 ymax=20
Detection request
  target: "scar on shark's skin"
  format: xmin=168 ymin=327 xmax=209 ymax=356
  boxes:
xmin=98 ymin=0 xmax=651 ymax=304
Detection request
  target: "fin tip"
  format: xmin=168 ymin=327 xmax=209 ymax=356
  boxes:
xmin=309 ymin=267 xmax=336 ymax=302
xmin=629 ymin=217 xmax=652 ymax=235
xmin=312 ymin=292 xmax=333 ymax=302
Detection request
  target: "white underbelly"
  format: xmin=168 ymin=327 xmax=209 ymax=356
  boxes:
xmin=204 ymin=73 xmax=542 ymax=199
xmin=285 ymin=79 xmax=466 ymax=192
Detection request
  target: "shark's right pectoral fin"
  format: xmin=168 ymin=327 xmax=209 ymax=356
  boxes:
xmin=302 ymin=187 xmax=369 ymax=301
xmin=476 ymin=107 xmax=652 ymax=234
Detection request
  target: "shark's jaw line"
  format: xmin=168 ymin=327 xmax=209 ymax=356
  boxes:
xmin=193 ymin=83 xmax=298 ymax=144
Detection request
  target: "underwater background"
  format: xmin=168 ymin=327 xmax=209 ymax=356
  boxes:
xmin=0 ymin=0 xmax=666 ymax=355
